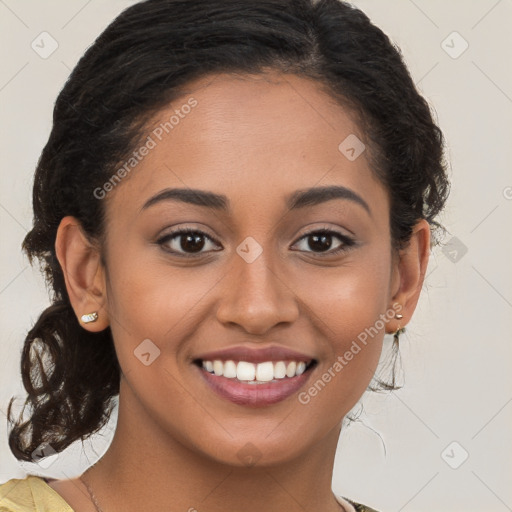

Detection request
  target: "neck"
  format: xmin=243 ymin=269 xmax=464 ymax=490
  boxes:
xmin=85 ymin=375 xmax=344 ymax=512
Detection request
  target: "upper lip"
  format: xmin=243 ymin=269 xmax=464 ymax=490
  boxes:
xmin=193 ymin=345 xmax=316 ymax=364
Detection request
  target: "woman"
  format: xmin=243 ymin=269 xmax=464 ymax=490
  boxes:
xmin=0 ymin=0 xmax=449 ymax=510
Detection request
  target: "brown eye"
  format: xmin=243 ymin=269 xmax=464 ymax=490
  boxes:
xmin=293 ymin=229 xmax=355 ymax=255
xmin=157 ymin=229 xmax=221 ymax=256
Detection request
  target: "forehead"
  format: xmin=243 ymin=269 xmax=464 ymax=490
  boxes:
xmin=105 ymin=71 xmax=388 ymax=223
xmin=160 ymin=71 xmax=362 ymax=162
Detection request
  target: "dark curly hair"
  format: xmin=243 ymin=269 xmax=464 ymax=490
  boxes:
xmin=7 ymin=0 xmax=449 ymax=462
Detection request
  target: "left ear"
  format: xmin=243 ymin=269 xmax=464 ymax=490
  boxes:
xmin=387 ymin=218 xmax=431 ymax=332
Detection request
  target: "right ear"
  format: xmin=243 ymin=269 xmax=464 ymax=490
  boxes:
xmin=55 ymin=216 xmax=110 ymax=332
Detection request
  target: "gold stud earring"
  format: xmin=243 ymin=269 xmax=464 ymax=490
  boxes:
xmin=81 ymin=312 xmax=98 ymax=324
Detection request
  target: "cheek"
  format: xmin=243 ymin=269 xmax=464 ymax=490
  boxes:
xmin=291 ymin=254 xmax=392 ymax=409
xmin=103 ymin=239 xmax=233 ymax=387
xmin=297 ymin=252 xmax=392 ymax=342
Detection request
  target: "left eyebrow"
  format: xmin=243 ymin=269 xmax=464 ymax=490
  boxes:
xmin=141 ymin=188 xmax=229 ymax=212
xmin=140 ymin=185 xmax=371 ymax=217
xmin=285 ymin=185 xmax=372 ymax=217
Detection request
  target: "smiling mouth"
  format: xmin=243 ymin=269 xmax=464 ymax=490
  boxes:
xmin=193 ymin=358 xmax=317 ymax=384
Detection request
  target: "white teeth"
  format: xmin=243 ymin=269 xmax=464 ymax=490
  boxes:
xmin=236 ymin=361 xmax=255 ymax=381
xmin=286 ymin=361 xmax=296 ymax=378
xmin=274 ymin=361 xmax=286 ymax=379
xmin=223 ymin=360 xmax=237 ymax=378
xmin=255 ymin=362 xmax=274 ymax=382
xmin=201 ymin=359 xmax=312 ymax=382
xmin=213 ymin=360 xmax=223 ymax=376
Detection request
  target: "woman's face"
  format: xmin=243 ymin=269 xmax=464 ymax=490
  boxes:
xmin=98 ymin=72 xmax=404 ymax=465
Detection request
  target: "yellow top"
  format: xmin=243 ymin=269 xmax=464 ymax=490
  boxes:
xmin=0 ymin=475 xmax=378 ymax=512
xmin=0 ymin=476 xmax=72 ymax=512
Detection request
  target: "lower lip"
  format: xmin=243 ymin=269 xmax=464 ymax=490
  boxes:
xmin=195 ymin=364 xmax=315 ymax=407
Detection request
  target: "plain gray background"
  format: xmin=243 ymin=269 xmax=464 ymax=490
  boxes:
xmin=1 ymin=1 xmax=511 ymax=511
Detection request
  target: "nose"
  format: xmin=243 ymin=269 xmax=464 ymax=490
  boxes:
xmin=215 ymin=249 xmax=299 ymax=336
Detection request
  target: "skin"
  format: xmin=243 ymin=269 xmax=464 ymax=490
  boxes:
xmin=52 ymin=71 xmax=430 ymax=512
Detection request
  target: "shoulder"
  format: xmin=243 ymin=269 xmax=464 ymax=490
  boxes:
xmin=337 ymin=494 xmax=381 ymax=512
xmin=0 ymin=475 xmax=73 ymax=512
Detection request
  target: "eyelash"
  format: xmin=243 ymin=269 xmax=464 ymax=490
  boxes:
xmin=156 ymin=226 xmax=356 ymax=259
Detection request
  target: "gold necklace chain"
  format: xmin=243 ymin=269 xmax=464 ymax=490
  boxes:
xmin=79 ymin=473 xmax=105 ymax=512
xmin=78 ymin=471 xmax=348 ymax=512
